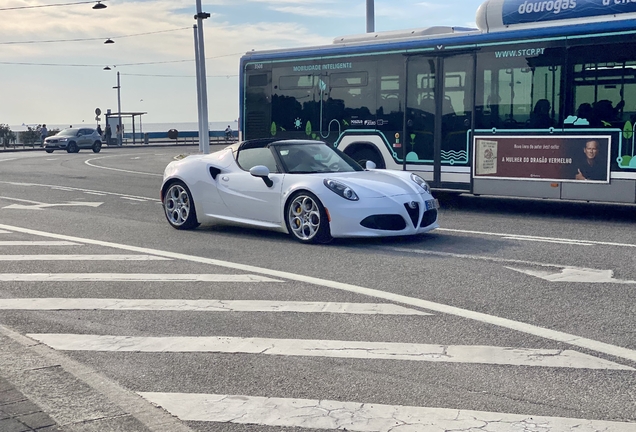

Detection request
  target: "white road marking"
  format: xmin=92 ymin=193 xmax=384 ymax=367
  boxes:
xmin=390 ymin=247 xmax=602 ymax=271
xmin=0 ymin=255 xmax=170 ymax=261
xmin=84 ymin=156 xmax=163 ymax=177
xmin=139 ymin=393 xmax=636 ymax=431
xmin=438 ymin=228 xmax=636 ymax=249
xmin=0 ymin=230 xmax=11 ymax=234
xmin=27 ymin=334 xmax=632 ymax=370
xmin=3 ymin=223 xmax=636 ymax=363
xmin=0 ymin=241 xmax=80 ymax=246
xmin=120 ymin=197 xmax=148 ymax=202
xmin=143 ymin=392 xmax=636 ymax=431
xmin=0 ymin=158 xmax=17 ymax=163
xmin=0 ymin=181 xmax=158 ymax=202
xmin=83 ymin=192 xmax=107 ymax=196
xmin=0 ymin=274 xmax=282 ymax=282
xmin=1 ymin=299 xmax=430 ymax=315
xmin=503 ymin=236 xmax=594 ymax=246
xmin=3 ymin=201 xmax=103 ymax=210
xmin=507 ymin=267 xmax=636 ymax=284
xmin=0 ymin=196 xmax=44 ymax=205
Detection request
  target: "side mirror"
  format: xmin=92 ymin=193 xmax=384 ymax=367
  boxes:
xmin=366 ymin=160 xmax=376 ymax=170
xmin=249 ymin=165 xmax=273 ymax=187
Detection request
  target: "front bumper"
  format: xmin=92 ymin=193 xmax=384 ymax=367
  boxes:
xmin=44 ymin=140 xmax=68 ymax=150
xmin=327 ymin=194 xmax=439 ymax=238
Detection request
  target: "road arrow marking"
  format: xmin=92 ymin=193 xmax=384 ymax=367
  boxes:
xmin=3 ymin=201 xmax=103 ymax=210
xmin=506 ymin=267 xmax=636 ymax=284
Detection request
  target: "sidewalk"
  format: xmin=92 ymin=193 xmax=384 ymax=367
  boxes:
xmin=0 ymin=141 xmax=201 ymax=153
xmin=0 ymin=377 xmax=61 ymax=432
xmin=0 ymin=325 xmax=191 ymax=432
xmin=0 ymin=140 xmax=232 ymax=153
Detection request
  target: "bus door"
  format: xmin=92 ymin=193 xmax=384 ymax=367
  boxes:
xmin=244 ymin=69 xmax=272 ymax=140
xmin=405 ymin=53 xmax=474 ymax=187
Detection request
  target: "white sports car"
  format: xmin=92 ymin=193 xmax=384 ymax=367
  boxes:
xmin=161 ymin=139 xmax=439 ymax=243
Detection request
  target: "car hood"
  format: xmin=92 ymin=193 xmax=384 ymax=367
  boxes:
xmin=322 ymin=171 xmax=423 ymax=198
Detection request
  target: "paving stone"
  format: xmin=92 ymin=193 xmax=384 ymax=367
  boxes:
xmin=1 ymin=400 xmax=39 ymax=417
xmin=17 ymin=411 xmax=57 ymax=429
xmin=0 ymin=379 xmax=16 ymax=392
xmin=0 ymin=389 xmax=26 ymax=405
xmin=0 ymin=417 xmax=30 ymax=432
xmin=36 ymin=426 xmax=64 ymax=432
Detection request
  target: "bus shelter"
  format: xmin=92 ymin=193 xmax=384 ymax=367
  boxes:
xmin=104 ymin=111 xmax=147 ymax=145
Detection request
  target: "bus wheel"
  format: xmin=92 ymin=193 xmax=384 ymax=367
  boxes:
xmin=351 ymin=148 xmax=385 ymax=169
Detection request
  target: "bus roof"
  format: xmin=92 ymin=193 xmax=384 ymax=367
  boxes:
xmin=241 ymin=0 xmax=636 ymax=62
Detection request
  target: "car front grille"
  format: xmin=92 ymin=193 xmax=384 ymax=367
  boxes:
xmin=420 ymin=209 xmax=438 ymax=228
xmin=403 ymin=202 xmax=420 ymax=227
xmin=360 ymin=215 xmax=406 ymax=231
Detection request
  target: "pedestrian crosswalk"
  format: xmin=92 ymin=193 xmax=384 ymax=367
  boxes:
xmin=138 ymin=393 xmax=636 ymax=431
xmin=0 ymin=298 xmax=431 ymax=315
xmin=25 ymin=333 xmax=633 ymax=369
xmin=0 ymin=273 xmax=282 ymax=282
xmin=1 ymin=226 xmax=635 ymax=431
xmin=0 ymin=255 xmax=171 ymax=261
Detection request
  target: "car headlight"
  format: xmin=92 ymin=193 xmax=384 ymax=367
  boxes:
xmin=411 ymin=173 xmax=430 ymax=193
xmin=324 ymin=179 xmax=359 ymax=201
xmin=58 ymin=138 xmax=68 ymax=142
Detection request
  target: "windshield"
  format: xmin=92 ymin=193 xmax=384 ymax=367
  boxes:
xmin=57 ymin=128 xmax=79 ymax=137
xmin=276 ymin=143 xmax=363 ymax=174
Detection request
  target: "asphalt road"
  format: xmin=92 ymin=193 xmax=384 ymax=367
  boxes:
xmin=0 ymin=147 xmax=635 ymax=431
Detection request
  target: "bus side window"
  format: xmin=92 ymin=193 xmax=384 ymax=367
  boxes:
xmin=476 ymin=47 xmax=563 ymax=130
xmin=569 ymin=46 xmax=636 ymax=129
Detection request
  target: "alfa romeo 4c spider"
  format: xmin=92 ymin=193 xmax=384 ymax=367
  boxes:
xmin=161 ymin=139 xmax=439 ymax=243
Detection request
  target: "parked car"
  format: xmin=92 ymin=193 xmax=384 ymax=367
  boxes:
xmin=44 ymin=128 xmax=102 ymax=153
xmin=160 ymin=139 xmax=439 ymax=243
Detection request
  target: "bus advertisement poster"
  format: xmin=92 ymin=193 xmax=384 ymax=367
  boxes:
xmin=501 ymin=0 xmax=636 ymax=26
xmin=473 ymin=135 xmax=611 ymax=183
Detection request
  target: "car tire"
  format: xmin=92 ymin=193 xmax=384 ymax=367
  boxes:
xmin=285 ymin=191 xmax=332 ymax=244
xmin=92 ymin=141 xmax=102 ymax=153
xmin=163 ymin=180 xmax=200 ymax=230
xmin=67 ymin=142 xmax=78 ymax=153
xmin=350 ymin=148 xmax=385 ymax=169
xmin=45 ymin=149 xmax=54 ymax=154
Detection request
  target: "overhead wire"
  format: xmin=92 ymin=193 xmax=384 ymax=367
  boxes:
xmin=0 ymin=0 xmax=106 ymax=11
xmin=0 ymin=27 xmax=191 ymax=45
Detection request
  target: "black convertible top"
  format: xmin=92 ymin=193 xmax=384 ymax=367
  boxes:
xmin=236 ymin=138 xmax=323 ymax=151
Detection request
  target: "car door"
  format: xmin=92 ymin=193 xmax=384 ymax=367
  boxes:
xmin=77 ymin=129 xmax=92 ymax=148
xmin=216 ymin=147 xmax=284 ymax=224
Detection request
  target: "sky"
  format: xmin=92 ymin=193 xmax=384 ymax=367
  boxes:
xmin=0 ymin=0 xmax=485 ymax=130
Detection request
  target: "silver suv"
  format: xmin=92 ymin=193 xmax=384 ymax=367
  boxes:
xmin=44 ymin=128 xmax=102 ymax=153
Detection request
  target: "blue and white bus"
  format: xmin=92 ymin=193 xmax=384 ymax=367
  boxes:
xmin=239 ymin=0 xmax=636 ymax=204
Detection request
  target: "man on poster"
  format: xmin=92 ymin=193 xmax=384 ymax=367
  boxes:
xmin=575 ymin=139 xmax=606 ymax=181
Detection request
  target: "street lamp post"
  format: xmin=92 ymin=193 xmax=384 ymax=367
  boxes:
xmin=366 ymin=0 xmax=374 ymax=33
xmin=104 ymin=66 xmax=123 ymax=146
xmin=116 ymin=70 xmax=122 ymax=146
xmin=194 ymin=0 xmax=210 ymax=154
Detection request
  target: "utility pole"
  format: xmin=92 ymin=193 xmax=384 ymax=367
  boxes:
xmin=366 ymin=0 xmax=374 ymax=33
xmin=116 ymin=71 xmax=122 ymax=146
xmin=194 ymin=0 xmax=210 ymax=154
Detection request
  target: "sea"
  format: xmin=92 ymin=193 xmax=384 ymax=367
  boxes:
xmin=9 ymin=121 xmax=236 ymax=133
